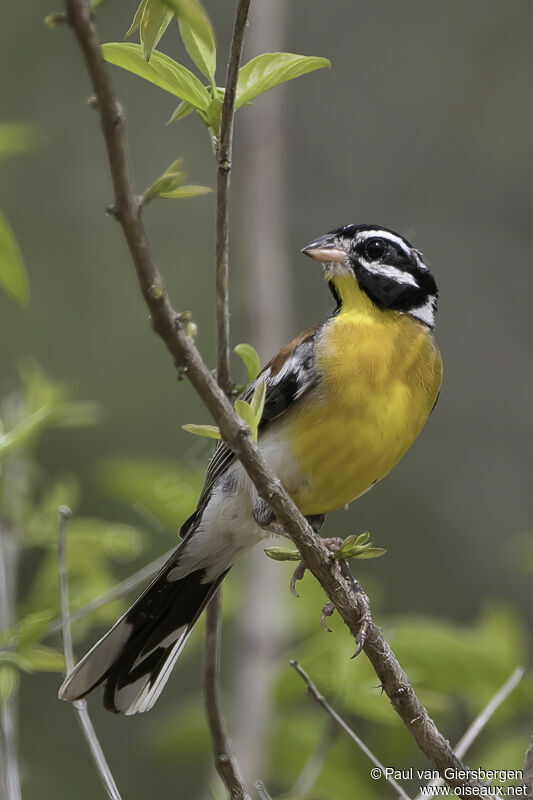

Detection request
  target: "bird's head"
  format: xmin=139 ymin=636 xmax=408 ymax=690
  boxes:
xmin=302 ymin=224 xmax=438 ymax=328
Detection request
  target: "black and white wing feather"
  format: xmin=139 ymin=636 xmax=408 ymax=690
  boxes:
xmin=180 ymin=324 xmax=321 ymax=537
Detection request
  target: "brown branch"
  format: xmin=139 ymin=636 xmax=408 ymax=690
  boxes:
xmin=203 ymin=2 xmax=252 ymax=798
xmin=203 ymin=592 xmax=250 ymax=800
xmin=57 ymin=507 xmax=122 ymax=800
xmin=63 ymin=1 xmax=489 ymax=794
xmin=215 ymin=0 xmax=251 ymax=396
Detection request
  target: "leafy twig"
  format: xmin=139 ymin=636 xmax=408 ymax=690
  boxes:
xmin=58 ymin=506 xmax=122 ymax=800
xmin=215 ymin=0 xmax=251 ymax=396
xmin=414 ymin=666 xmax=524 ymax=799
xmin=290 ymin=660 xmax=413 ymax=800
xmin=202 ymin=2 xmax=253 ymax=799
xmin=63 ymin=1 xmax=489 ymax=793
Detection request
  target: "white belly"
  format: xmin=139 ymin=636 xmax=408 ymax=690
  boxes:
xmin=170 ymin=427 xmax=304 ymax=582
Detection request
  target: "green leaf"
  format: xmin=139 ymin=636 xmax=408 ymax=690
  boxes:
xmin=0 ymin=665 xmax=19 ymax=703
xmin=144 ymin=158 xmax=186 ymax=203
xmin=159 ymin=185 xmax=211 ymax=200
xmin=125 ymin=0 xmax=148 ymax=38
xmin=264 ymin=546 xmax=301 ymax=562
xmin=333 ymin=532 xmax=386 ymax=560
xmin=356 ymin=547 xmax=387 ymax=559
xmin=234 ymin=400 xmax=258 ymax=442
xmin=102 ymin=42 xmax=210 ymax=110
xmin=234 ymin=343 xmax=261 ymax=384
xmin=0 ymin=209 xmax=29 ymax=306
xmin=236 ymin=52 xmax=331 ymax=109
xmin=182 ymin=423 xmax=221 ymax=440
xmin=167 ymin=100 xmax=195 ymax=124
xmin=204 ymin=94 xmax=223 ymax=135
xmin=250 ymin=379 xmax=266 ymax=422
xmin=140 ymin=0 xmax=173 ymax=61
xmin=160 ymin=0 xmax=216 ymax=80
xmin=21 ymin=646 xmax=65 ymax=672
xmin=0 ymin=123 xmax=40 ymax=164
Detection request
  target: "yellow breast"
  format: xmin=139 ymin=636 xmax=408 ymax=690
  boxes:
xmin=285 ymin=278 xmax=442 ymax=515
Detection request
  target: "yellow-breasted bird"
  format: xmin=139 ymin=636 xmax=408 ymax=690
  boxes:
xmin=59 ymin=223 xmax=442 ymax=714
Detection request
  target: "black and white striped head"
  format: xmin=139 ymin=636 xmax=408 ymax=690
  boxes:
xmin=302 ymin=224 xmax=438 ymax=328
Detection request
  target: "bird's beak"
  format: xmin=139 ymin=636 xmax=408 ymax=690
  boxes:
xmin=301 ymin=234 xmax=347 ymax=263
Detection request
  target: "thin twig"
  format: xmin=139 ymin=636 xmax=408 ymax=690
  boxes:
xmin=454 ymin=666 xmax=524 ymax=758
xmin=0 ymin=525 xmax=21 ymax=800
xmin=58 ymin=506 xmax=123 ymax=800
xmin=290 ymin=660 xmax=414 ymax=800
xmin=48 ymin=548 xmax=172 ymax=634
xmin=414 ymin=666 xmax=524 ymax=799
xmin=215 ymin=0 xmax=251 ymax=396
xmin=63 ymin=2 xmax=489 ymax=792
xmin=203 ymin=2 xmax=253 ymax=798
xmin=233 ymin=0 xmax=292 ymax=781
xmin=203 ymin=591 xmax=250 ymax=800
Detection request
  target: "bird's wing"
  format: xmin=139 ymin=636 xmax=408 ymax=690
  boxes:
xmin=180 ymin=323 xmax=322 ymax=537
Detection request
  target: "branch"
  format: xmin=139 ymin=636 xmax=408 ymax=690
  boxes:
xmin=414 ymin=666 xmax=524 ymax=799
xmin=291 ymin=660 xmax=413 ymax=800
xmin=203 ymin=592 xmax=250 ymax=800
xmin=215 ymin=0 xmax=251 ymax=396
xmin=203 ymin=3 xmax=252 ymax=798
xmin=63 ymin=1 xmax=489 ymax=793
xmin=58 ymin=507 xmax=122 ymax=800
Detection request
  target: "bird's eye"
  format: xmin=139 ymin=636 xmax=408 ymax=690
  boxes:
xmin=364 ymin=238 xmax=387 ymax=261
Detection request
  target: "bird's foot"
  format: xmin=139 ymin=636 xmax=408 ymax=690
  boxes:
xmin=289 ymin=560 xmax=307 ymax=597
xmin=289 ymin=537 xmax=342 ymax=598
xmin=320 ymin=601 xmax=335 ymax=632
xmin=338 ymin=563 xmax=372 ymax=656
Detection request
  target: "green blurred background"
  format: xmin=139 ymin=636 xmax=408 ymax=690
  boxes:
xmin=0 ymin=1 xmax=531 ymax=798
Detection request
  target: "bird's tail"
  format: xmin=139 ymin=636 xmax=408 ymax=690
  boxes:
xmin=58 ymin=537 xmax=227 ymax=715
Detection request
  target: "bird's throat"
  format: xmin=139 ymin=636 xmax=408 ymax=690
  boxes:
xmin=328 ymin=273 xmax=376 ymax=315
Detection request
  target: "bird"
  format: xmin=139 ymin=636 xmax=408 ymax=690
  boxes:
xmin=59 ymin=223 xmax=442 ymax=715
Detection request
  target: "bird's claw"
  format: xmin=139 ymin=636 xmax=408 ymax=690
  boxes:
xmin=290 ymin=560 xmax=307 ymax=597
xmin=349 ymin=577 xmax=372 ymax=657
xmin=320 ymin=601 xmax=335 ymax=632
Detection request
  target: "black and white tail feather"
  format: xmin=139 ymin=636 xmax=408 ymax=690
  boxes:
xmin=59 ymin=532 xmax=228 ymax=714
xmin=58 ymin=327 xmax=320 ymax=715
